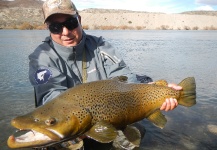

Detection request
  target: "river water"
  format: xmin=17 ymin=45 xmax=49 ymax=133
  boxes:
xmin=0 ymin=30 xmax=216 ymax=150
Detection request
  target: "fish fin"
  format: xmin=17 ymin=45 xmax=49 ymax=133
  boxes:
xmin=112 ymin=126 xmax=141 ymax=150
xmin=147 ymin=109 xmax=167 ymax=129
xmin=123 ymin=125 xmax=141 ymax=147
xmin=178 ymin=77 xmax=196 ymax=107
xmin=85 ymin=120 xmax=118 ymax=143
xmin=61 ymin=138 xmax=83 ymax=149
xmin=154 ymin=80 xmax=168 ymax=86
xmin=112 ymin=76 xmax=128 ymax=82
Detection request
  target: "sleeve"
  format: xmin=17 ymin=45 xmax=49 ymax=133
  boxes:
xmin=99 ymin=40 xmax=153 ymax=83
xmin=29 ymin=45 xmax=68 ymax=107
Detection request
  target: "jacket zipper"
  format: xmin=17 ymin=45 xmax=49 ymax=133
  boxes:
xmin=73 ymin=47 xmax=83 ymax=82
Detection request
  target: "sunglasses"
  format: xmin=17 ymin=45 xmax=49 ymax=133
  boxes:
xmin=48 ymin=17 xmax=79 ymax=34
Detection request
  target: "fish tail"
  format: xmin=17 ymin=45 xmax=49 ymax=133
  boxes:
xmin=178 ymin=77 xmax=196 ymax=107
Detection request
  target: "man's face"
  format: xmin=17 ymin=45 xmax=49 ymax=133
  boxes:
xmin=47 ymin=14 xmax=83 ymax=47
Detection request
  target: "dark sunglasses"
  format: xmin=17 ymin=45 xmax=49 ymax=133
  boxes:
xmin=48 ymin=17 xmax=79 ymax=34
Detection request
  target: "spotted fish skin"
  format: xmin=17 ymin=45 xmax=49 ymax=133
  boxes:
xmin=70 ymin=78 xmax=179 ymax=127
xmin=7 ymin=76 xmax=196 ymax=148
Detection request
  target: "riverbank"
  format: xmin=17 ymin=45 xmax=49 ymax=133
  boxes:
xmin=1 ymin=7 xmax=217 ymax=30
xmin=80 ymin=11 xmax=217 ymax=30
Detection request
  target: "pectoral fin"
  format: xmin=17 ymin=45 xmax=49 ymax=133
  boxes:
xmin=123 ymin=125 xmax=141 ymax=147
xmin=112 ymin=126 xmax=141 ymax=150
xmin=61 ymin=138 xmax=83 ymax=149
xmin=85 ymin=120 xmax=117 ymax=143
xmin=147 ymin=109 xmax=167 ymax=129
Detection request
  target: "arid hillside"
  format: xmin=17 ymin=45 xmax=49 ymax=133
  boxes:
xmin=0 ymin=0 xmax=217 ymax=30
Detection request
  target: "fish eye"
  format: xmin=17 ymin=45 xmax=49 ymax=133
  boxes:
xmin=45 ymin=118 xmax=56 ymax=126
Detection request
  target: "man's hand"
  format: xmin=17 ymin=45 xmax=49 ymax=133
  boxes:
xmin=160 ymin=83 xmax=182 ymax=111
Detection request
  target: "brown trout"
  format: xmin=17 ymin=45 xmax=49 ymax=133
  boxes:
xmin=7 ymin=76 xmax=196 ymax=148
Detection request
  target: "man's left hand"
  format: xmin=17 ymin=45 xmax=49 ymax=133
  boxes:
xmin=160 ymin=83 xmax=182 ymax=111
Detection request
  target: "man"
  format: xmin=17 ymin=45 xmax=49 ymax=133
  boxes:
xmin=29 ymin=0 xmax=181 ymax=149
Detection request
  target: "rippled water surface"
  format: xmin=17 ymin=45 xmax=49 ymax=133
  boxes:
xmin=0 ymin=30 xmax=217 ymax=150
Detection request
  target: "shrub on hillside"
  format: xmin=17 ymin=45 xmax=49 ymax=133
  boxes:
xmin=204 ymin=25 xmax=217 ymax=30
xmin=82 ymin=25 xmax=89 ymax=30
xmin=192 ymin=26 xmax=199 ymax=30
xmin=160 ymin=25 xmax=169 ymax=30
xmin=18 ymin=22 xmax=34 ymax=30
xmin=119 ymin=25 xmax=134 ymax=30
xmin=184 ymin=26 xmax=191 ymax=30
xmin=100 ymin=26 xmax=117 ymax=30
xmin=136 ymin=26 xmax=146 ymax=30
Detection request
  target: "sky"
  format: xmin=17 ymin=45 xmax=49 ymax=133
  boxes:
xmin=3 ymin=0 xmax=217 ymax=13
xmin=71 ymin=0 xmax=217 ymax=13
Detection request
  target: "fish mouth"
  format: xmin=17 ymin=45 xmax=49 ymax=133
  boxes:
xmin=7 ymin=129 xmax=59 ymax=148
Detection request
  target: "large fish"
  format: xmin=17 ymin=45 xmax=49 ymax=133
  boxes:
xmin=7 ymin=76 xmax=196 ymax=149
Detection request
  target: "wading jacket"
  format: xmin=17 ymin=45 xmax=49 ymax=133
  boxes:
xmin=29 ymin=31 xmax=152 ymax=107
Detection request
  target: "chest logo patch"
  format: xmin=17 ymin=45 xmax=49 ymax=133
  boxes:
xmin=34 ymin=68 xmax=52 ymax=84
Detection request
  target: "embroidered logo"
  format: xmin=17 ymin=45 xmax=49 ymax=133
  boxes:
xmin=34 ymin=68 xmax=52 ymax=84
xmin=47 ymin=0 xmax=62 ymax=8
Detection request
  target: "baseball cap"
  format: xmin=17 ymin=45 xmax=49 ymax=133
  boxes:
xmin=42 ymin=0 xmax=78 ymax=23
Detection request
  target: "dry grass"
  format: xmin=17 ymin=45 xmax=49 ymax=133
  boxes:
xmin=3 ymin=22 xmax=217 ymax=31
xmin=19 ymin=22 xmax=34 ymax=30
xmin=35 ymin=24 xmax=47 ymax=30
xmin=82 ymin=25 xmax=89 ymax=30
xmin=203 ymin=25 xmax=217 ymax=30
xmin=192 ymin=26 xmax=199 ymax=30
xmin=136 ymin=26 xmax=146 ymax=30
xmin=119 ymin=25 xmax=134 ymax=30
xmin=184 ymin=26 xmax=191 ymax=30
xmin=4 ymin=22 xmax=46 ymax=30
xmin=160 ymin=25 xmax=170 ymax=30
xmin=100 ymin=26 xmax=118 ymax=30
xmin=84 ymin=25 xmax=144 ymax=30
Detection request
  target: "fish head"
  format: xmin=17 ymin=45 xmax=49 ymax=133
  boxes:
xmin=7 ymin=104 xmax=92 ymax=148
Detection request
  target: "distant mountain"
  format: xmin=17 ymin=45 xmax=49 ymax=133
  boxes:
xmin=181 ymin=11 xmax=217 ymax=16
xmin=0 ymin=0 xmax=43 ymax=8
